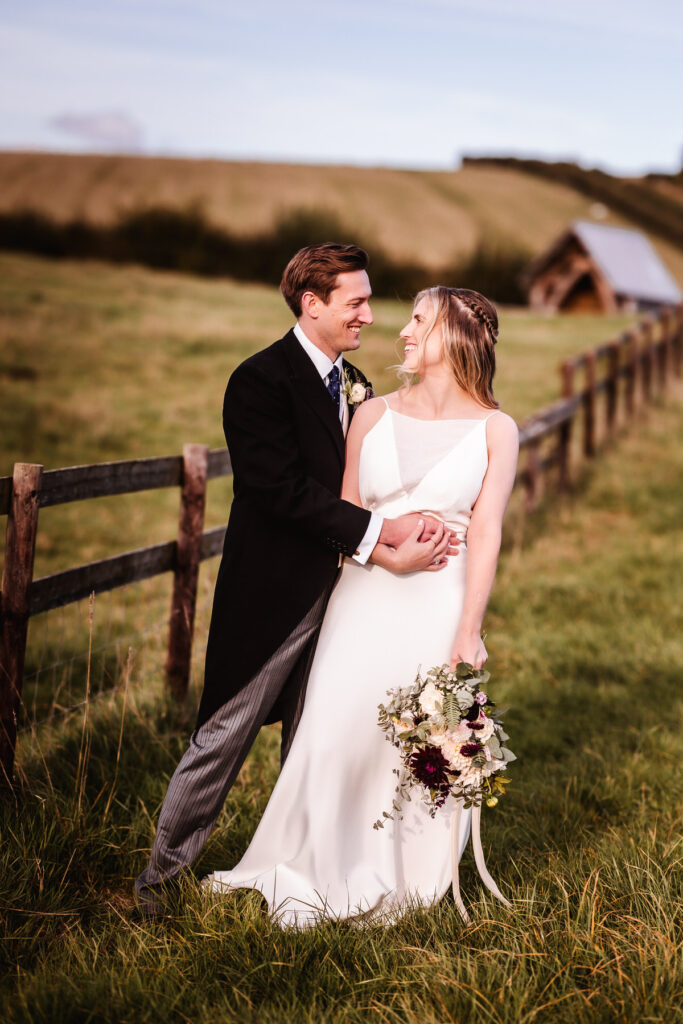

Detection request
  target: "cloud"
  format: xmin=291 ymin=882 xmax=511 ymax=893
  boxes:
xmin=47 ymin=110 xmax=145 ymax=151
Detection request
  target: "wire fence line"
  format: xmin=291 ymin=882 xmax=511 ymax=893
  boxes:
xmin=1 ymin=305 xmax=681 ymax=779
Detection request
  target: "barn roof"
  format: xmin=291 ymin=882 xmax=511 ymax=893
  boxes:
xmin=529 ymin=221 xmax=682 ymax=305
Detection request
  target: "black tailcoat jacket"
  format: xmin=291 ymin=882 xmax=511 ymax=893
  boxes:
xmin=196 ymin=329 xmax=373 ymax=728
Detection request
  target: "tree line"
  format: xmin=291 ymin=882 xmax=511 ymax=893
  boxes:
xmin=0 ymin=206 xmax=531 ymax=304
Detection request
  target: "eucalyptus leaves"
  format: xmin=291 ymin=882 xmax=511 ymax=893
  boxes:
xmin=374 ymin=662 xmax=515 ymax=829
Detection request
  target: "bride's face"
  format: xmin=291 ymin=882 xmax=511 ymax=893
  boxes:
xmin=400 ymin=298 xmax=443 ymax=374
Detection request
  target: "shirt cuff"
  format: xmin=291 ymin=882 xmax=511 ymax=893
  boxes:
xmin=352 ymin=513 xmax=383 ymax=565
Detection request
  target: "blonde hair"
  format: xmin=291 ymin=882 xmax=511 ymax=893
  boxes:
xmin=400 ymin=286 xmax=499 ymax=409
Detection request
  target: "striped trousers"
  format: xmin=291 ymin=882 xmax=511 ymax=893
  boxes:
xmin=135 ymin=586 xmax=332 ymax=898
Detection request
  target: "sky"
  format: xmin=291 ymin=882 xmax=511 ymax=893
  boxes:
xmin=1 ymin=0 xmax=681 ymax=175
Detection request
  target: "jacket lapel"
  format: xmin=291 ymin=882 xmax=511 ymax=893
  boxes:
xmin=281 ymin=330 xmax=345 ymax=464
xmin=342 ymin=359 xmax=374 ymax=427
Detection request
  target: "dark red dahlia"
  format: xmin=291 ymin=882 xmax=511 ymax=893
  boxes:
xmin=459 ymin=742 xmax=480 ymax=758
xmin=469 ymin=719 xmax=485 ymax=731
xmin=408 ymin=745 xmax=450 ymax=789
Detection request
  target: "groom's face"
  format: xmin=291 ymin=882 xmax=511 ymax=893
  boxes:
xmin=310 ymin=270 xmax=373 ymax=358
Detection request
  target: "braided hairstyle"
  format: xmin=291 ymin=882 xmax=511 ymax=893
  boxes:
xmin=409 ymin=285 xmax=499 ymax=409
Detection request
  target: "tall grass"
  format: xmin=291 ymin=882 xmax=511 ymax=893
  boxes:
xmin=1 ymin=394 xmax=681 ymax=1023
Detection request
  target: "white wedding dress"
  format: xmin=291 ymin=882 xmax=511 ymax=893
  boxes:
xmin=205 ymin=402 xmax=498 ymax=927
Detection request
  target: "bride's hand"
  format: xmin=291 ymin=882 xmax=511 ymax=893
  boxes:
xmin=379 ymin=513 xmax=459 ymax=553
xmin=450 ymin=631 xmax=488 ymax=670
xmin=391 ymin=519 xmax=450 ymax=573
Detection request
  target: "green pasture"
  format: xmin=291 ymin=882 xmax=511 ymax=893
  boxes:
xmin=1 ymin=381 xmax=681 ymax=1022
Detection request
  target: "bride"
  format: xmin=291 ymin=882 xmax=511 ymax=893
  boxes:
xmin=203 ymin=285 xmax=519 ymax=926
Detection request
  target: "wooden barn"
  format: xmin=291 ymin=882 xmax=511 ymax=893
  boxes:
xmin=523 ymin=221 xmax=681 ymax=313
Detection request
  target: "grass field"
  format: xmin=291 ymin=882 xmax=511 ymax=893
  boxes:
xmin=2 ymin=151 xmax=683 ymax=285
xmin=0 ymin=251 xmax=681 ymax=1021
xmin=1 ymin=386 xmax=681 ymax=1022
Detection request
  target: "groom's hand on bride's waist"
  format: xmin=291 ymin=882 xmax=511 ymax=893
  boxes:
xmin=370 ymin=517 xmax=453 ymax=573
xmin=375 ymin=514 xmax=459 ymax=569
xmin=379 ymin=513 xmax=459 ymax=549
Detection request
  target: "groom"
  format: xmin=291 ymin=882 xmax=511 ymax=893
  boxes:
xmin=135 ymin=242 xmax=448 ymax=915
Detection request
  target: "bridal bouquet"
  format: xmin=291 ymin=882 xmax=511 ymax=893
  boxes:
xmin=374 ymin=662 xmax=515 ymax=828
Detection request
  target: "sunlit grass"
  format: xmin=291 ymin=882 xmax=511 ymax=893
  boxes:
xmin=1 ymin=389 xmax=681 ymax=1022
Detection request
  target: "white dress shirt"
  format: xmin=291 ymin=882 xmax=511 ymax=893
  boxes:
xmin=293 ymin=322 xmax=382 ymax=564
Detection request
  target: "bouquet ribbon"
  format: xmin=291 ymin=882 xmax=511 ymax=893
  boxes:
xmin=451 ymin=800 xmax=511 ymax=923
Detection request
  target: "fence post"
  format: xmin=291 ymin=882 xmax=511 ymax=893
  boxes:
xmin=0 ymin=463 xmax=43 ymax=784
xmin=165 ymin=444 xmax=209 ymax=701
xmin=561 ymin=359 xmax=574 ymax=401
xmin=583 ymin=350 xmax=597 ymax=456
xmin=558 ymin=360 xmax=574 ymax=492
xmin=605 ymin=340 xmax=620 ymax=440
xmin=673 ymin=307 xmax=683 ymax=377
xmin=625 ymin=329 xmax=639 ymax=419
xmin=657 ymin=310 xmax=671 ymax=395
xmin=640 ymin=318 xmax=654 ymax=406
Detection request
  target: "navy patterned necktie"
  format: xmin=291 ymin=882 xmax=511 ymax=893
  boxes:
xmin=326 ymin=364 xmax=341 ymax=412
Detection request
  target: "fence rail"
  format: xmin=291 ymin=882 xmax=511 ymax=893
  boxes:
xmin=1 ymin=305 xmax=681 ymax=779
xmin=0 ymin=449 xmax=232 ymax=517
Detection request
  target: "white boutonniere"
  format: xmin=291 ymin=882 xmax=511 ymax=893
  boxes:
xmin=343 ymin=370 xmax=369 ymax=406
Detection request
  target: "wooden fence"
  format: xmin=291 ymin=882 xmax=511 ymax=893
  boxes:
xmin=516 ymin=306 xmax=681 ymax=509
xmin=1 ymin=306 xmax=681 ymax=779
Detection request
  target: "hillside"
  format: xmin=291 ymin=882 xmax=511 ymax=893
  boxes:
xmin=462 ymin=156 xmax=683 ymax=249
xmin=2 ymin=151 xmax=682 ymax=285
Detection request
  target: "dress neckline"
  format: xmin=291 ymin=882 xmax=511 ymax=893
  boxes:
xmin=386 ymin=404 xmax=495 ymax=424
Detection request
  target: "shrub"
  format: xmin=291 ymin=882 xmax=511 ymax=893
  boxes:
xmin=0 ymin=205 xmax=531 ymax=304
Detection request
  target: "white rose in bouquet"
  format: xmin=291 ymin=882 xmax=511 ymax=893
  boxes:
xmin=418 ymin=681 xmax=443 ymax=717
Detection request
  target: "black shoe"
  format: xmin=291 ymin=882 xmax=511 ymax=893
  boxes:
xmin=132 ymin=879 xmax=179 ymax=923
xmin=132 ymin=898 xmax=172 ymax=924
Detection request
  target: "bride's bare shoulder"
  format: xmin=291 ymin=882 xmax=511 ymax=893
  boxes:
xmin=488 ymin=409 xmax=517 ymax=432
xmin=348 ymin=395 xmax=387 ymax=435
xmin=486 ymin=410 xmax=519 ymax=451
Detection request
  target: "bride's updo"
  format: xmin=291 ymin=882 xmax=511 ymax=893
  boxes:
xmin=409 ymin=286 xmax=499 ymax=409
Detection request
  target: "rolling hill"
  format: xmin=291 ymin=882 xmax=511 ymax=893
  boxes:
xmin=0 ymin=150 xmax=682 ymax=285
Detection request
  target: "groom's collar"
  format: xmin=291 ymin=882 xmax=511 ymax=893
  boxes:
xmin=293 ymin=322 xmax=343 ymax=380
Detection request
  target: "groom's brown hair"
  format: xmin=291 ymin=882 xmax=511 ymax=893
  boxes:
xmin=281 ymin=242 xmax=369 ymax=318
